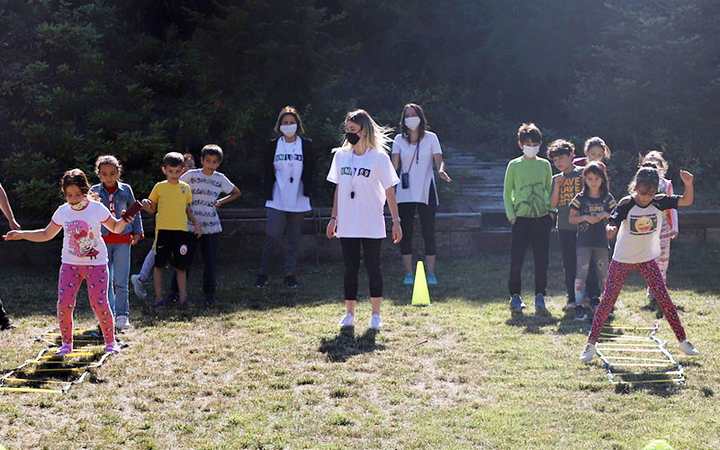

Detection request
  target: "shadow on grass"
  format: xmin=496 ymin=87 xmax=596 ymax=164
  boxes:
xmin=318 ymin=327 xmax=385 ymax=363
xmin=505 ymin=311 xmax=559 ymax=334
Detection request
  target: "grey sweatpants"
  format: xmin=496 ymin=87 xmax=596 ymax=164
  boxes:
xmin=574 ymin=246 xmax=609 ymax=305
xmin=259 ymin=208 xmax=305 ymax=275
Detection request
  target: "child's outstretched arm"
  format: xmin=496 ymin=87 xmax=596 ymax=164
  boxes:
xmin=677 ymin=170 xmax=694 ymax=207
xmin=3 ymin=222 xmax=62 ymax=242
xmin=141 ymin=198 xmax=157 ymax=214
xmin=103 ymin=215 xmax=130 ymax=234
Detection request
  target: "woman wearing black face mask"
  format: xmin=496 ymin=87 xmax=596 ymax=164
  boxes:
xmin=391 ymin=103 xmax=451 ymax=287
xmin=256 ymin=106 xmax=316 ymax=289
xmin=326 ymin=109 xmax=402 ymax=331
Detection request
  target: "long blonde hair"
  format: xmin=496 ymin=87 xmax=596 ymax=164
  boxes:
xmin=339 ymin=109 xmax=392 ymax=153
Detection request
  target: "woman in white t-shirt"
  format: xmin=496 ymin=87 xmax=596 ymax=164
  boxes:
xmin=580 ymin=167 xmax=699 ymax=363
xmin=257 ymin=106 xmax=317 ymax=289
xmin=4 ymin=169 xmax=137 ymax=355
xmin=326 ymin=109 xmax=402 ymax=330
xmin=391 ymin=103 xmax=452 ymax=286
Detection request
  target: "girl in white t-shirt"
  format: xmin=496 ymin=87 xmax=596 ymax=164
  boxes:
xmin=4 ymin=169 xmax=135 ymax=355
xmin=391 ymin=103 xmax=452 ymax=286
xmin=326 ymin=109 xmax=402 ymax=330
xmin=580 ymin=167 xmax=699 ymax=363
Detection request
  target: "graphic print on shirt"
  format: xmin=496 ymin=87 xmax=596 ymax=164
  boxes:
xmin=577 ymin=200 xmax=610 ymax=232
xmin=630 ymin=214 xmax=658 ymax=235
xmin=515 ymin=182 xmax=548 ymax=217
xmin=275 ymin=154 xmax=304 ymax=162
xmin=557 ymin=176 xmax=582 ymax=207
xmin=340 ymin=166 xmax=372 ymax=177
xmin=66 ymin=220 xmax=101 ymax=259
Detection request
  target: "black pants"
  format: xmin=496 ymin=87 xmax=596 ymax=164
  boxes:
xmin=558 ymin=229 xmax=577 ymax=303
xmin=171 ymin=233 xmax=219 ymax=297
xmin=340 ymin=238 xmax=383 ymax=300
xmin=508 ymin=215 xmax=552 ymax=296
xmin=0 ymin=297 xmax=10 ymax=326
xmin=398 ymin=182 xmax=437 ymax=256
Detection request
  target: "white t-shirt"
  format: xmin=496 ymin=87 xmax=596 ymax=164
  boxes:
xmin=265 ymin=137 xmax=312 ymax=213
xmin=609 ymin=194 xmax=679 ymax=264
xmin=391 ymin=131 xmax=442 ymax=205
xmin=51 ymin=200 xmax=111 ymax=265
xmin=327 ymin=147 xmax=400 ymax=238
xmin=180 ymin=169 xmax=236 ymax=234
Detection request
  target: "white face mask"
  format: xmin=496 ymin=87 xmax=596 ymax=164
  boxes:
xmin=280 ymin=124 xmax=297 ymax=137
xmin=404 ymin=116 xmax=421 ymax=130
xmin=522 ymin=145 xmax=540 ymax=158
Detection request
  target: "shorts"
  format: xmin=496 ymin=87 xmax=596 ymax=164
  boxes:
xmin=154 ymin=230 xmax=193 ymax=270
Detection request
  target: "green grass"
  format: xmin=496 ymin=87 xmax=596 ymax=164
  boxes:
xmin=1 ymin=241 xmax=719 ymax=449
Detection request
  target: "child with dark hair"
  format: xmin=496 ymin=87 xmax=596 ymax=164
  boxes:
xmin=503 ymin=123 xmax=553 ymax=316
xmin=580 ymin=167 xmax=699 ymax=362
xmin=0 ymin=180 xmax=20 ymax=330
xmin=568 ymin=162 xmax=616 ymax=321
xmin=141 ymin=152 xmax=201 ymax=308
xmin=549 ymin=139 xmax=583 ymax=310
xmin=4 ymin=169 xmax=135 ymax=354
xmin=181 ymin=144 xmax=241 ymax=305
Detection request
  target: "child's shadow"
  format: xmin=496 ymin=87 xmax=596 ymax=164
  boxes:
xmin=505 ymin=313 xmax=559 ymax=334
xmin=318 ymin=327 xmax=385 ymax=363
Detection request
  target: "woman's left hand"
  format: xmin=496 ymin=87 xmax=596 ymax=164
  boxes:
xmin=391 ymin=221 xmax=403 ymax=244
xmin=439 ymin=169 xmax=452 ymax=183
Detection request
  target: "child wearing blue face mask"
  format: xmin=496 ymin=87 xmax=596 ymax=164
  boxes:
xmin=503 ymin=122 xmax=554 ymax=317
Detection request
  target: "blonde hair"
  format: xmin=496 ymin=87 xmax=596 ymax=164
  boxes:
xmin=584 ymin=136 xmax=611 ymax=160
xmin=640 ymin=150 xmax=668 ymax=177
xmin=95 ymin=155 xmax=122 ymax=176
xmin=339 ymin=109 xmax=392 ymax=153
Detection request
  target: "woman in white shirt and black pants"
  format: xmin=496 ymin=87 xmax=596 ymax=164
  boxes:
xmin=257 ymin=106 xmax=316 ymax=289
xmin=326 ymin=109 xmax=402 ymax=330
xmin=391 ymin=103 xmax=452 ymax=286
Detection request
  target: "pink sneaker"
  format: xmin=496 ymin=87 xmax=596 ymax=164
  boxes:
xmin=56 ymin=343 xmax=73 ymax=356
xmin=104 ymin=342 xmax=121 ymax=354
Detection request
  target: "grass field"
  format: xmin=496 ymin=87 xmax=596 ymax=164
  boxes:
xmin=1 ymin=241 xmax=719 ymax=449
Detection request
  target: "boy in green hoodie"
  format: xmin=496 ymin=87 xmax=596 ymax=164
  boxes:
xmin=503 ymin=123 xmax=553 ymax=316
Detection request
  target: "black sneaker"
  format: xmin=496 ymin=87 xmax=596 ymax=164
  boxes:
xmin=284 ymin=275 xmax=299 ymax=289
xmin=255 ymin=274 xmax=268 ymax=288
xmin=575 ymin=306 xmax=589 ymax=321
xmin=0 ymin=318 xmax=13 ymax=331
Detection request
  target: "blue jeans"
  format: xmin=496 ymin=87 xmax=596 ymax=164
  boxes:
xmin=107 ymin=243 xmax=131 ymax=317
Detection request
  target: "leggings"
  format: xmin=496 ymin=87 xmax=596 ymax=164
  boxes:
xmin=58 ymin=264 xmax=115 ymax=346
xmin=588 ymin=259 xmax=686 ymax=344
xmin=574 ymin=246 xmax=608 ymax=305
xmin=398 ymin=182 xmax=437 ymax=255
xmin=340 ymin=238 xmax=383 ymax=300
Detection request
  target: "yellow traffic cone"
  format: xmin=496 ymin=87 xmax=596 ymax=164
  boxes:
xmin=411 ymin=260 xmax=431 ymax=306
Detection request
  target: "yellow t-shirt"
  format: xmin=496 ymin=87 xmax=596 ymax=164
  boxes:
xmin=148 ymin=181 xmax=192 ymax=231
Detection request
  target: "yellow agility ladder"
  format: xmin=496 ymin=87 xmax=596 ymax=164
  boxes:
xmin=0 ymin=329 xmax=119 ymax=394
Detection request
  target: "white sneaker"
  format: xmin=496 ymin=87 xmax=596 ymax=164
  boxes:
xmin=580 ymin=343 xmax=596 ymax=363
xmin=116 ymin=315 xmax=130 ymax=331
xmin=679 ymin=340 xmax=700 ymax=356
xmin=131 ymin=274 xmax=147 ymax=299
xmin=369 ymin=313 xmax=382 ymax=330
xmin=338 ymin=313 xmax=354 ymax=328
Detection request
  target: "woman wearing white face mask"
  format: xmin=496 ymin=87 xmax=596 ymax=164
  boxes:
xmin=391 ymin=103 xmax=451 ymax=286
xmin=257 ymin=106 xmax=316 ymax=289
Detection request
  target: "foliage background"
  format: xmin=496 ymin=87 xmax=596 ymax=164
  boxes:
xmin=1 ymin=0 xmax=719 ymax=216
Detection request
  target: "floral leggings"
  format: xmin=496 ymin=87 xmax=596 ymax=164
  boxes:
xmin=58 ymin=264 xmax=115 ymax=345
xmin=588 ymin=259 xmax=686 ymax=344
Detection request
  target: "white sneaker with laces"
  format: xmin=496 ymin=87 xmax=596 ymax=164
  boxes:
xmin=131 ymin=274 xmax=147 ymax=299
xmin=369 ymin=313 xmax=382 ymax=330
xmin=338 ymin=313 xmax=354 ymax=328
xmin=580 ymin=343 xmax=596 ymax=363
xmin=116 ymin=315 xmax=130 ymax=331
xmin=679 ymin=340 xmax=700 ymax=356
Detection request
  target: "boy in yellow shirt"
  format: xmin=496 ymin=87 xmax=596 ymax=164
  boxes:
xmin=142 ymin=152 xmax=201 ymax=307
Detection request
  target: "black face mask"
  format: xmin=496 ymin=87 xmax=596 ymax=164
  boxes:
xmin=346 ymin=132 xmax=360 ymax=145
